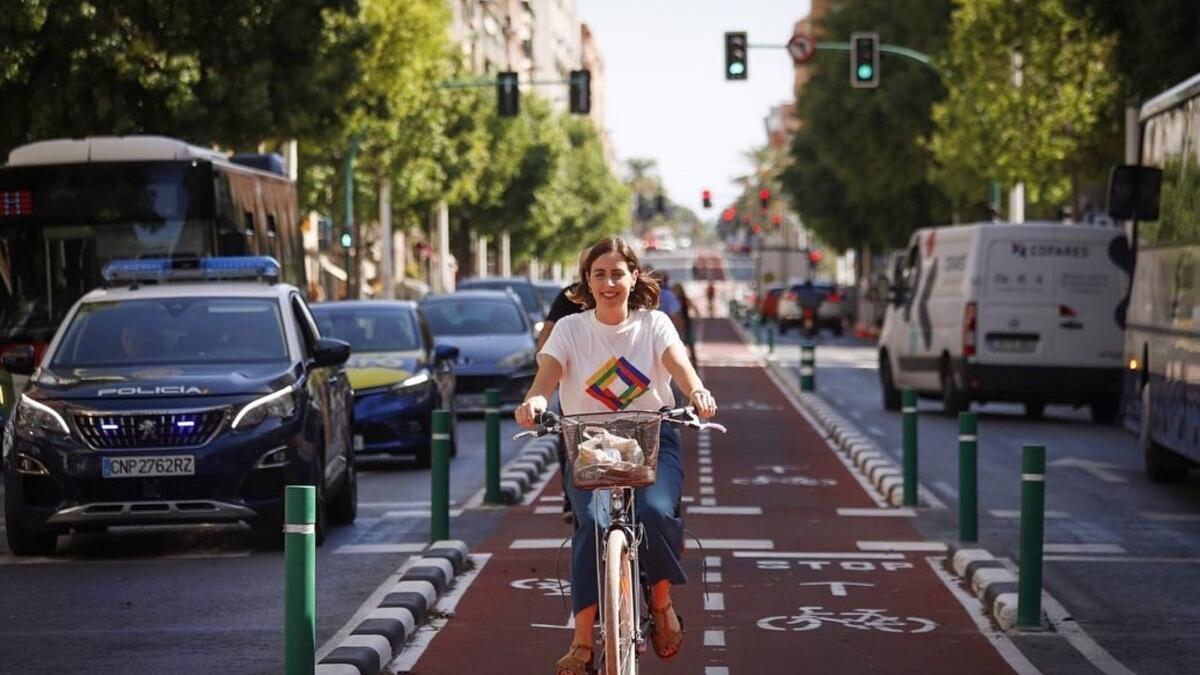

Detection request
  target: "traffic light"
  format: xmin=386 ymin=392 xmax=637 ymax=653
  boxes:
xmin=759 ymin=188 xmax=770 ymax=209
xmin=809 ymin=249 xmax=823 ymax=264
xmin=569 ymin=69 xmax=591 ymax=115
xmin=850 ymin=32 xmax=879 ymax=88
xmin=722 ymin=208 xmax=735 ymax=222
xmin=771 ymin=213 xmax=783 ymax=227
xmin=702 ymin=190 xmax=712 ymax=209
xmin=340 ymin=231 xmax=352 ymax=249
xmin=724 ymin=32 xmax=748 ymax=80
xmin=497 ymin=71 xmax=519 ymax=116
xmin=654 ymin=194 xmax=666 ymax=215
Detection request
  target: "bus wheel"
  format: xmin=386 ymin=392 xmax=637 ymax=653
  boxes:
xmin=1141 ymin=385 xmax=1189 ymax=483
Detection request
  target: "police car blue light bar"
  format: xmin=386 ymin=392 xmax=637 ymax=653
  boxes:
xmin=102 ymin=256 xmax=280 ymax=283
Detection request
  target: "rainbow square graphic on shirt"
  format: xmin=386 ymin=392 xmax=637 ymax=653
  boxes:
xmin=585 ymin=357 xmax=651 ymax=412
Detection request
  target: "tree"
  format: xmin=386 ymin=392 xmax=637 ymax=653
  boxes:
xmin=781 ymin=0 xmax=954 ymax=254
xmin=928 ymin=0 xmax=1118 ymax=213
xmin=0 ymin=0 xmax=363 ymax=156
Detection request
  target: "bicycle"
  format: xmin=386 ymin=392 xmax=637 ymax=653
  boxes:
xmin=516 ymin=406 xmax=726 ymax=675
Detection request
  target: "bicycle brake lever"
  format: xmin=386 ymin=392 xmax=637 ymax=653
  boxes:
xmin=702 ymin=422 xmax=728 ymax=433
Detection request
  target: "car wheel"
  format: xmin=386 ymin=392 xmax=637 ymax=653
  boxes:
xmin=329 ymin=437 xmax=358 ymax=526
xmin=940 ymin=360 xmax=968 ymax=416
xmin=4 ymin=492 xmax=58 ymax=556
xmin=1023 ymin=401 xmax=1045 ymax=419
xmin=1141 ymin=384 xmax=1189 ymax=483
xmin=880 ymin=352 xmax=901 ymax=412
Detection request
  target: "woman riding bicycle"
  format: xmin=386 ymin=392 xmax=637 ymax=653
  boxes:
xmin=516 ymin=237 xmax=718 ymax=675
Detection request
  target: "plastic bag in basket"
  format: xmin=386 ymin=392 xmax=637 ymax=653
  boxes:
xmin=574 ymin=426 xmax=649 ymax=486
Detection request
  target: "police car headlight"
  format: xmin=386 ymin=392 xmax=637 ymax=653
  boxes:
xmin=389 ymin=371 xmax=432 ymax=397
xmin=17 ymin=394 xmax=70 ymax=437
xmin=232 ymin=386 xmax=297 ymax=430
xmin=498 ymin=349 xmax=535 ymax=369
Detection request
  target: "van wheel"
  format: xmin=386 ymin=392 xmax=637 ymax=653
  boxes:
xmin=1023 ymin=401 xmax=1045 ymax=419
xmin=1090 ymin=396 xmax=1119 ymax=425
xmin=1141 ymin=384 xmax=1189 ymax=483
xmin=940 ymin=361 xmax=969 ymax=416
xmin=880 ymin=353 xmax=901 ymax=411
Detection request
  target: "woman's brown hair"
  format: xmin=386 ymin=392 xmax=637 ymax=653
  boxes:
xmin=567 ymin=237 xmax=661 ymax=310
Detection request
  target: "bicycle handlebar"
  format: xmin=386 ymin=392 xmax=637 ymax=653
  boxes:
xmin=512 ymin=406 xmax=725 ymax=441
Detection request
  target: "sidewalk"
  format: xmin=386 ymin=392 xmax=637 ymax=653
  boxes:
xmin=401 ymin=319 xmax=1023 ymax=674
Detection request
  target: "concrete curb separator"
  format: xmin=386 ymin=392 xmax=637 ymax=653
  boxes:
xmin=949 ymin=545 xmax=1027 ymax=631
xmin=500 ymin=437 xmax=559 ymax=505
xmin=316 ymin=540 xmax=471 ymax=675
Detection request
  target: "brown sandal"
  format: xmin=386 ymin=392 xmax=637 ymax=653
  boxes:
xmin=650 ymin=601 xmax=684 ymax=660
xmin=555 ymin=643 xmax=594 ymax=675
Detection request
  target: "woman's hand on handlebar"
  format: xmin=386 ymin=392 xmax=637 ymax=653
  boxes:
xmin=689 ymin=388 xmax=718 ymax=418
xmin=515 ymin=396 xmax=548 ymax=428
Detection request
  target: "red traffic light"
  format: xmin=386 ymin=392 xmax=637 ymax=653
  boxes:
xmin=702 ymin=189 xmax=713 ymax=209
xmin=809 ymin=249 xmax=823 ymax=264
xmin=722 ymin=208 xmax=735 ymax=222
xmin=771 ymin=213 xmax=782 ymax=226
xmin=758 ymin=188 xmax=770 ymax=208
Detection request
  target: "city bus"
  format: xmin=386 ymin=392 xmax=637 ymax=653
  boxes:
xmin=0 ymin=135 xmax=306 ymax=415
xmin=1120 ymin=72 xmax=1200 ymax=482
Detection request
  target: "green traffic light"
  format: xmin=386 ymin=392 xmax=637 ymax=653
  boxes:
xmin=340 ymin=233 xmax=352 ymax=248
xmin=857 ymin=64 xmax=874 ymax=81
xmin=728 ymin=63 xmax=746 ymax=76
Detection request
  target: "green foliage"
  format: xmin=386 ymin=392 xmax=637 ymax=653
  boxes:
xmin=928 ymin=0 xmax=1118 ymax=210
xmin=782 ymin=0 xmax=953 ymax=252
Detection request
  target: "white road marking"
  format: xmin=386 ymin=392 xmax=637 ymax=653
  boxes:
xmin=510 ymin=538 xmax=572 ymax=550
xmin=698 ymin=456 xmax=713 ymax=465
xmin=925 ymin=557 xmax=1041 ymax=675
xmin=1044 ymin=555 xmax=1200 ymax=564
xmin=699 ymin=475 xmax=714 ymax=484
xmin=699 ymin=466 xmax=713 ymax=475
xmin=333 ymin=543 xmax=428 ymax=555
xmin=534 ymin=505 xmax=564 ymax=515
xmin=706 ymin=556 xmax=722 ymax=567
xmin=699 ymin=486 xmax=716 ymax=495
xmin=700 ymin=497 xmax=717 ymax=506
xmin=837 ymin=507 xmax=916 ymax=517
xmin=989 ymin=509 xmax=1071 ymax=519
xmin=705 ymin=592 xmax=725 ymax=611
xmin=690 ymin=539 xmax=773 ymax=550
xmin=704 ymin=630 xmax=726 ymax=647
xmin=358 ymin=501 xmax=440 ymax=508
xmin=706 ymin=668 xmax=730 ymax=675
xmin=867 ymin=426 xmax=885 ymax=437
xmin=918 ymin=485 xmax=948 ymax=510
xmin=383 ymin=509 xmax=464 ymax=519
xmin=390 ymin=554 xmax=492 ymax=671
xmin=705 ymin=571 xmax=723 ymax=584
xmin=1139 ymin=511 xmax=1200 ymax=522
xmin=522 ymin=461 xmax=560 ymax=505
xmin=799 ymin=581 xmax=875 ymax=597
xmin=539 ymin=495 xmax=564 ymax=502
xmin=933 ymin=481 xmax=959 ymax=500
xmin=856 ymin=541 xmax=948 ymax=552
xmin=733 ymin=551 xmax=905 ymax=560
xmin=1043 ymin=543 xmax=1126 ymax=555
xmin=687 ymin=506 xmax=763 ymax=515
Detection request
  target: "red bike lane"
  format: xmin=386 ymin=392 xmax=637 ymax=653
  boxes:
xmin=403 ymin=320 xmax=1017 ymax=674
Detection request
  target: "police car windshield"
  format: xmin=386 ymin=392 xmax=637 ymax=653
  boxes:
xmin=52 ymin=297 xmax=288 ymax=368
xmin=422 ymin=300 xmax=527 ymax=336
xmin=312 ymin=306 xmax=421 ymax=352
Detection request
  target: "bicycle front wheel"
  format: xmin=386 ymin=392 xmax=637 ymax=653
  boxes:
xmin=602 ymin=528 xmax=637 ymax=675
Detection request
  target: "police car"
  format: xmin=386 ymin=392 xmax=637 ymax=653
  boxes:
xmin=2 ymin=257 xmax=356 ymax=555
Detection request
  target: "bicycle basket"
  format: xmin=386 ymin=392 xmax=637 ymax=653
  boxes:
xmin=562 ymin=411 xmax=662 ymax=490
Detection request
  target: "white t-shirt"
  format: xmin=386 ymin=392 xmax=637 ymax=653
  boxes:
xmin=540 ymin=309 xmax=683 ymax=416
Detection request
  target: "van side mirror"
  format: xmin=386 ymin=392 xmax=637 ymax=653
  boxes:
xmin=1107 ymin=165 xmax=1162 ymax=221
xmin=1 ymin=345 xmax=36 ymax=376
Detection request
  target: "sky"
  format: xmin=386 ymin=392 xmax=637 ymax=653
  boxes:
xmin=579 ymin=0 xmax=812 ymax=215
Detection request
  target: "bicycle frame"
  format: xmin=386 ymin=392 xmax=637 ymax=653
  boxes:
xmin=595 ymin=486 xmax=646 ymax=675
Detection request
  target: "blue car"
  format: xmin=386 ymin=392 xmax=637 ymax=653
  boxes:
xmin=421 ymin=291 xmax=537 ymax=412
xmin=311 ymin=301 xmax=458 ymax=466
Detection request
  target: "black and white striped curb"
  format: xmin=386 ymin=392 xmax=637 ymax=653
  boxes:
xmin=316 ymin=540 xmax=470 ymax=675
xmin=498 ymin=436 xmax=558 ymax=504
xmin=948 ymin=545 xmax=1025 ymax=631
xmin=760 ymin=357 xmax=908 ymax=507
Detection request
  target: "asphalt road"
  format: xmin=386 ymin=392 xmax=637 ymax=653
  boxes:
xmin=765 ymin=325 xmax=1200 ymax=674
xmin=0 ymin=415 xmax=527 ymax=674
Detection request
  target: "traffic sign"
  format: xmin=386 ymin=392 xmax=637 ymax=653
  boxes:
xmin=787 ymin=33 xmax=816 ymax=65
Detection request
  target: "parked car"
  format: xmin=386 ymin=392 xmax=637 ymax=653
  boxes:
xmin=2 ymin=257 xmax=356 ymax=555
xmin=877 ymin=222 xmax=1127 ymax=421
xmin=534 ymin=280 xmax=567 ymax=308
xmin=310 ymin=301 xmax=458 ymax=467
xmin=420 ymin=291 xmax=537 ymax=411
xmin=457 ymin=277 xmax=549 ymax=333
xmin=778 ymin=281 xmax=846 ymax=336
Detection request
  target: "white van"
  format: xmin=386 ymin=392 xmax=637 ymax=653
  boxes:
xmin=877 ymin=222 xmax=1129 ymax=423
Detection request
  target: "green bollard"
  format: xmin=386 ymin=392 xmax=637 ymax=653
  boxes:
xmin=1017 ymin=444 xmax=1046 ymax=629
xmin=431 ymin=409 xmax=452 ymax=543
xmin=958 ymin=412 xmax=978 ymax=542
xmin=284 ymin=485 xmax=316 ymax=675
xmin=901 ymin=389 xmax=918 ymax=507
xmin=484 ymin=389 xmax=502 ymax=505
xmin=767 ymin=325 xmax=776 ymax=353
xmin=800 ymin=343 xmax=815 ymax=392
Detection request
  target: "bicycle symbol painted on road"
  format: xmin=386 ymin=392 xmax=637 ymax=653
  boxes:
xmin=731 ymin=475 xmax=838 ymax=487
xmin=511 ymin=578 xmax=571 ymax=596
xmin=757 ymin=607 xmax=937 ymax=634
